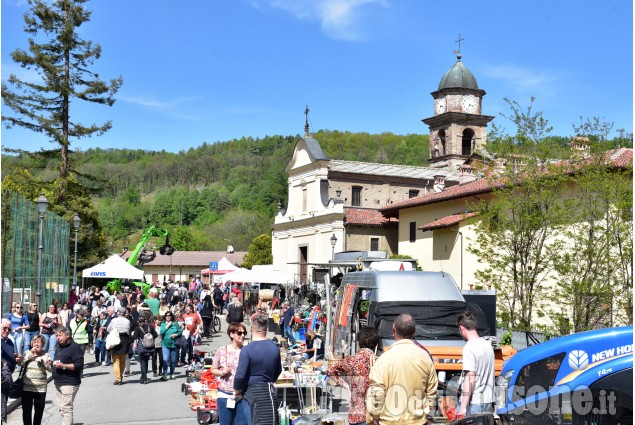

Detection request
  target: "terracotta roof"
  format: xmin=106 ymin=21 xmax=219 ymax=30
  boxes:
xmin=382 ymin=148 xmax=633 ymax=215
xmin=606 ymin=148 xmax=633 ymax=168
xmin=419 ymin=212 xmax=479 ymax=232
xmin=344 ymin=207 xmax=398 ymax=226
xmin=121 ymin=251 xmax=246 ymax=267
xmin=381 ymin=178 xmax=495 ymax=214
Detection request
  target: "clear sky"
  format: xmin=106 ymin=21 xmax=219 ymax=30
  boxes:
xmin=2 ymin=0 xmax=633 ymax=153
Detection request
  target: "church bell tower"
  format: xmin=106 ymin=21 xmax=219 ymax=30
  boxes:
xmin=423 ymin=53 xmax=494 ymax=170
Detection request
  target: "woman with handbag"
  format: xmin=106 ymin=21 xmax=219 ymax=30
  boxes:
xmin=106 ymin=307 xmax=131 ymax=385
xmin=18 ymin=334 xmax=51 ymax=425
xmin=39 ymin=304 xmax=61 ymax=357
xmin=159 ymin=311 xmax=181 ymax=381
xmin=131 ymin=316 xmax=157 ymax=384
xmin=210 ymin=322 xmax=248 ymax=425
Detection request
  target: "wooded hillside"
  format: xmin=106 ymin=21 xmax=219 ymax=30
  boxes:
xmin=2 ymin=130 xmax=429 ymax=252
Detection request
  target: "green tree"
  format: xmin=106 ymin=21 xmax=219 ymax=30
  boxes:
xmin=470 ymin=99 xmax=568 ymax=330
xmin=242 ymin=234 xmax=273 ymax=269
xmin=2 ymin=0 xmax=123 ymax=202
xmin=552 ymin=160 xmax=633 ymax=331
xmin=469 ymin=167 xmax=568 ymax=330
xmin=170 ymin=226 xmax=196 ymax=251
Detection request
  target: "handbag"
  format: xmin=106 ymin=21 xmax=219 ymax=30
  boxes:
xmin=105 ymin=328 xmax=121 ymax=350
xmin=8 ymin=358 xmax=34 ymax=399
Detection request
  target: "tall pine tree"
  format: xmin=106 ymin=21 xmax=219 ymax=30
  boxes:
xmin=2 ymin=0 xmax=123 ymax=203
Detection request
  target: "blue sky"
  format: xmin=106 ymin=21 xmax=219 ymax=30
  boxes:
xmin=2 ymin=0 xmax=633 ymax=153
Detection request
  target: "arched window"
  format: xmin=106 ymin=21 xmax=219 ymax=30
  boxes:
xmin=439 ymin=130 xmax=446 ymax=155
xmin=462 ymin=129 xmax=475 ymax=156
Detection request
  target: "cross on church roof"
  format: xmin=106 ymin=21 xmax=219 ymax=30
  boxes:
xmin=454 ymin=34 xmax=465 ymax=60
xmin=304 ymin=104 xmax=310 ymax=137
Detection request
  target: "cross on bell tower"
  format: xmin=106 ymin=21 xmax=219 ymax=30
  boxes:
xmin=422 ymin=48 xmax=494 ymax=170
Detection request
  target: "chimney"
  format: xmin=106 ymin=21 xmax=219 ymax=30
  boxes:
xmin=433 ymin=175 xmax=446 ymax=193
xmin=459 ymin=164 xmax=476 ymax=184
xmin=571 ymin=136 xmax=590 ymax=157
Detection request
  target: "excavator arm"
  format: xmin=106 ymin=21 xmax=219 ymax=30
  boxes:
xmin=107 ymin=225 xmax=174 ymax=295
xmin=127 ymin=225 xmax=169 ymax=267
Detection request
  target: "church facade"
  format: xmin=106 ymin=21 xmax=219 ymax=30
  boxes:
xmin=271 ymin=54 xmax=490 ymax=285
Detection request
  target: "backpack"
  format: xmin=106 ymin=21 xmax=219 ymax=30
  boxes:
xmin=141 ymin=325 xmax=155 ymax=349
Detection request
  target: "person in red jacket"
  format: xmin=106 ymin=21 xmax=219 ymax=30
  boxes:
xmin=181 ymin=303 xmax=202 ymax=364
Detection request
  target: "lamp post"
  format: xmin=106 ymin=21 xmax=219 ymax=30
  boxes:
xmin=72 ymin=213 xmax=81 ymax=289
xmin=36 ymin=193 xmax=49 ymax=309
xmin=330 ymin=234 xmax=337 ymax=260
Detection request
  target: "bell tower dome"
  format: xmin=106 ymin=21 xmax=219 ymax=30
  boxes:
xmin=423 ymin=53 xmax=494 ymax=170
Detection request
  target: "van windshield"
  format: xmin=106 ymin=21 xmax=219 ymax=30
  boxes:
xmin=369 ymin=300 xmax=490 ymax=340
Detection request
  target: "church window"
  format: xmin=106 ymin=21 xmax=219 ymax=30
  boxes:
xmin=409 ymin=222 xmax=417 ymax=242
xmin=439 ymin=130 xmax=446 ymax=155
xmin=462 ymin=129 xmax=475 ymax=155
xmin=302 ymin=188 xmax=307 ymax=211
xmin=352 ymin=186 xmax=362 ymax=207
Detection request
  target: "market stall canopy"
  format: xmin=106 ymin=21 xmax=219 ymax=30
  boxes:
xmin=82 ymin=254 xmax=144 ymax=280
xmin=200 ymin=256 xmax=241 ymax=275
xmin=220 ymin=268 xmax=290 ymax=284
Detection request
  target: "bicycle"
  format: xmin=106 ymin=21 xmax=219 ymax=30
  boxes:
xmin=211 ymin=310 xmax=221 ymax=335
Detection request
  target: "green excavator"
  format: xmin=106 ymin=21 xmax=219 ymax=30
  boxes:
xmin=106 ymin=225 xmax=174 ymax=296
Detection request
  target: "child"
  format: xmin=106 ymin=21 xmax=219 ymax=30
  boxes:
xmin=94 ymin=311 xmax=108 ymax=366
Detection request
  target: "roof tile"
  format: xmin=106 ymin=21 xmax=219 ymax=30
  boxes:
xmin=121 ymin=251 xmax=246 ymax=267
xmin=419 ymin=212 xmax=479 ymax=232
xmin=344 ymin=207 xmax=398 ymax=226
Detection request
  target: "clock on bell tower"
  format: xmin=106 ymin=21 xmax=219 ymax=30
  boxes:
xmin=423 ymin=53 xmax=494 ymax=170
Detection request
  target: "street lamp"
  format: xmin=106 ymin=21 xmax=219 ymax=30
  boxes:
xmin=72 ymin=213 xmax=81 ymax=289
xmin=330 ymin=234 xmax=337 ymax=260
xmin=36 ymin=193 xmax=49 ymax=308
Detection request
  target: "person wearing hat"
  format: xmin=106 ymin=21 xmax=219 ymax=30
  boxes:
xmin=106 ymin=307 xmax=131 ymax=385
xmin=68 ymin=308 xmax=90 ymax=355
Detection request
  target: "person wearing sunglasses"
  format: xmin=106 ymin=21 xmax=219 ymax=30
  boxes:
xmin=7 ymin=303 xmax=30 ymax=357
xmin=211 ymin=322 xmax=248 ymax=425
xmin=159 ymin=312 xmax=181 ymax=381
xmin=24 ymin=303 xmax=41 ymax=353
xmin=40 ymin=305 xmax=62 ymax=358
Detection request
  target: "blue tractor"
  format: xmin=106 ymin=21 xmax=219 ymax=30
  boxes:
xmin=495 ymin=326 xmax=632 ymax=425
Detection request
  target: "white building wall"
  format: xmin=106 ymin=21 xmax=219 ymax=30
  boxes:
xmin=397 ymin=199 xmax=481 ymax=291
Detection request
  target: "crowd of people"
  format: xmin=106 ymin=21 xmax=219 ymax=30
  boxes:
xmin=2 ymin=277 xmax=496 ymax=425
xmin=1 ymin=275 xmax=241 ymax=425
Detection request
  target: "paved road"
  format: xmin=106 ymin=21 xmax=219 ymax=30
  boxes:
xmin=7 ymin=317 xmax=251 ymax=425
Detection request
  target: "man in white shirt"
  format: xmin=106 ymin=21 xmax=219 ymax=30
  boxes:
xmin=457 ymin=310 xmax=495 ymax=418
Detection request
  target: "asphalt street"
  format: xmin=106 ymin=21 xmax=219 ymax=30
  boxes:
xmin=6 ymin=316 xmax=250 ymax=425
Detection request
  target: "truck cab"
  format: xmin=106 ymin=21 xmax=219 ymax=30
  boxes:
xmin=328 ymin=270 xmax=513 ymax=383
xmin=496 ymin=326 xmax=633 ymax=425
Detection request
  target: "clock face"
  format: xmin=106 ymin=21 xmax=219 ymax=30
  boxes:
xmin=461 ymin=95 xmax=478 ymax=113
xmin=435 ymin=98 xmax=446 ymax=114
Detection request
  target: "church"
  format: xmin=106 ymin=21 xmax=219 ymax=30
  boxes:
xmin=272 ymin=53 xmax=492 ymax=285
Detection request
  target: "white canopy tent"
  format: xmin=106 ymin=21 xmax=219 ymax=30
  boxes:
xmin=200 ymin=257 xmax=241 ymax=285
xmin=82 ymin=254 xmax=144 ymax=280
